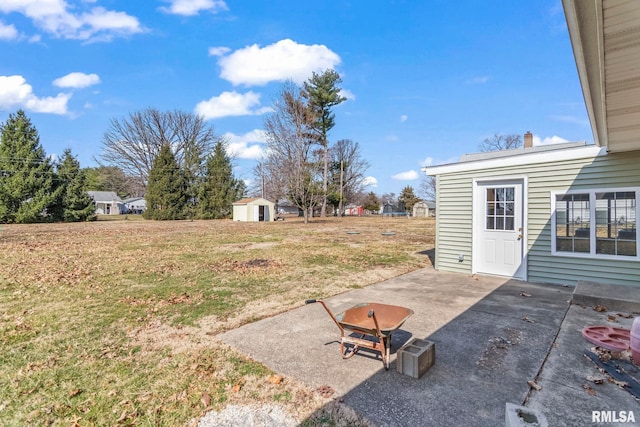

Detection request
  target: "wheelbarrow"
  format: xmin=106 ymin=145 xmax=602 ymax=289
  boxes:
xmin=306 ymin=299 xmax=414 ymax=370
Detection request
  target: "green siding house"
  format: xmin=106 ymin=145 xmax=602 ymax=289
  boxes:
xmin=424 ymin=0 xmax=640 ymax=287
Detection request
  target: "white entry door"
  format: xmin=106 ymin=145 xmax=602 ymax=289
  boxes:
xmin=474 ymin=179 xmax=525 ymax=279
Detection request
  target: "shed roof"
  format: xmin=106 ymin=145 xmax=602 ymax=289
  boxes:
xmin=232 ymin=197 xmax=273 ymax=205
xmin=87 ymin=191 xmax=122 ymax=202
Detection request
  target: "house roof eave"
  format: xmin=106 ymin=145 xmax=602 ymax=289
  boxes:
xmin=424 ymin=144 xmax=606 ymax=176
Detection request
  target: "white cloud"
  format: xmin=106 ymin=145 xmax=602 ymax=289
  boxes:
xmin=208 ymin=46 xmax=230 ymax=56
xmin=0 ymin=75 xmax=70 ymax=114
xmin=223 ymin=129 xmax=267 ymax=159
xmin=400 ymin=114 xmax=407 ymax=123
xmin=419 ymin=156 xmax=434 ymax=167
xmin=0 ymin=1 xmax=144 ymax=41
xmin=160 ymin=0 xmax=228 ymax=16
xmin=532 ymin=135 xmax=570 ymax=146
xmin=362 ymin=176 xmax=378 ymax=188
xmin=53 ymin=72 xmax=100 ymax=88
xmin=0 ymin=21 xmax=18 ymax=40
xmin=339 ymin=88 xmax=355 ymax=101
xmin=392 ymin=170 xmax=419 ymax=180
xmin=218 ymin=39 xmax=341 ymax=86
xmin=195 ymin=90 xmax=272 ymax=119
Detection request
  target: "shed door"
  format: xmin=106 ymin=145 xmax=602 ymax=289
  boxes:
xmin=253 ymin=205 xmax=259 ymax=222
xmin=475 ymin=180 xmax=525 ymax=279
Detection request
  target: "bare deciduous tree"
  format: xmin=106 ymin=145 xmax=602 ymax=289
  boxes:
xmin=329 ymin=139 xmax=370 ymax=214
xmin=258 ymin=82 xmax=321 ymax=223
xmin=99 ymin=108 xmax=218 ymax=187
xmin=479 ymin=133 xmax=522 ymax=152
xmin=419 ymin=175 xmax=437 ymax=201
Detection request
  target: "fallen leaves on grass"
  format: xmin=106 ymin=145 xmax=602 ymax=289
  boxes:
xmin=316 ymin=385 xmax=335 ymax=398
xmin=68 ymin=389 xmax=82 ymax=398
xmin=120 ymin=292 xmax=205 ymax=307
xmin=269 ymin=375 xmax=283 ymax=385
xmin=201 ymin=393 xmax=211 ymax=408
xmin=213 ymin=258 xmax=285 ymax=275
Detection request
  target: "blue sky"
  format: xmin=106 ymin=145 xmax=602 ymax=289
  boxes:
xmin=0 ymin=0 xmax=591 ymax=196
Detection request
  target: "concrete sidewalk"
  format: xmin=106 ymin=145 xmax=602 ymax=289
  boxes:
xmin=218 ymin=269 xmax=640 ymax=426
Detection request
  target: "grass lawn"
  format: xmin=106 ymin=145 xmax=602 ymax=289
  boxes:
xmin=0 ymin=215 xmax=434 ymax=426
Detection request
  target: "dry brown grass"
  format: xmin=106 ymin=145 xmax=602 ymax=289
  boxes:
xmin=0 ymin=215 xmax=434 ymax=426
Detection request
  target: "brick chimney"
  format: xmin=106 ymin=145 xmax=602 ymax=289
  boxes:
xmin=524 ymin=131 xmax=533 ymax=149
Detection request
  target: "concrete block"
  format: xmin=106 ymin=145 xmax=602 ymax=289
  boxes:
xmin=396 ymin=338 xmax=434 ymax=379
xmin=505 ymin=403 xmax=548 ymax=427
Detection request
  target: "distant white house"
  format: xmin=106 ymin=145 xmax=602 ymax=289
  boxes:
xmin=123 ymin=197 xmax=146 ymax=214
xmin=87 ymin=191 xmax=126 ymax=215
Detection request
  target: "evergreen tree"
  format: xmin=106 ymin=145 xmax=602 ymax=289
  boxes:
xmin=362 ymin=191 xmax=380 ymax=212
xmin=302 ymin=69 xmax=347 ymax=217
xmin=198 ymin=140 xmax=244 ymax=219
xmin=0 ymin=110 xmax=60 ymax=223
xmin=56 ymin=149 xmax=95 ymax=222
xmin=398 ymin=186 xmax=420 ymax=213
xmin=143 ymin=143 xmax=186 ymax=220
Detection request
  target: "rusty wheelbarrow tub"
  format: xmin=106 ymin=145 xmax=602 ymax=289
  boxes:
xmin=306 ymin=299 xmax=414 ymax=370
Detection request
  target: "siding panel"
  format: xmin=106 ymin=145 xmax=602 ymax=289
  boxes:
xmin=434 ymin=150 xmax=640 ymax=287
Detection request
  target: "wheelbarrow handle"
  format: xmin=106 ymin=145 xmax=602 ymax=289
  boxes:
xmin=305 ymin=299 xmax=317 ymax=304
xmin=367 ymin=309 xmax=382 ymax=337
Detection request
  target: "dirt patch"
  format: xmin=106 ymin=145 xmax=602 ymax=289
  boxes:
xmin=476 ymin=327 xmax=523 ymax=370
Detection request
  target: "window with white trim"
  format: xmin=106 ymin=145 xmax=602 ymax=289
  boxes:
xmin=553 ymin=189 xmax=638 ymax=258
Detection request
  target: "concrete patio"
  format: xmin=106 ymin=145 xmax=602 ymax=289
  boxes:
xmin=218 ymin=268 xmax=640 ymax=426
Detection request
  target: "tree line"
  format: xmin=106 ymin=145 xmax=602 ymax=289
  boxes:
xmin=0 ymin=111 xmax=95 ymax=223
xmin=2 ymin=68 xmax=450 ymax=225
xmin=0 ymin=109 xmax=245 ymax=223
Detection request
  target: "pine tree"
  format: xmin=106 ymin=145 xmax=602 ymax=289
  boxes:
xmin=0 ymin=110 xmax=60 ymax=223
xmin=198 ymin=140 xmax=244 ymax=219
xmin=362 ymin=191 xmax=380 ymax=212
xmin=56 ymin=148 xmax=95 ymax=222
xmin=302 ymin=69 xmax=347 ymax=217
xmin=143 ymin=143 xmax=187 ymax=220
xmin=398 ymin=186 xmax=419 ymax=213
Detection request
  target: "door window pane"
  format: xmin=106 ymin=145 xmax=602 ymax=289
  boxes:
xmin=486 ymin=187 xmax=515 ymax=231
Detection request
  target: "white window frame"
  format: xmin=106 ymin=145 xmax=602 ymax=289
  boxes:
xmin=551 ymin=187 xmax=640 ymax=260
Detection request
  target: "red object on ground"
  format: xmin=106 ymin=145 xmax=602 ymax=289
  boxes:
xmin=582 ymin=326 xmax=630 ymax=352
xmin=631 ymin=317 xmax=640 ymax=366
